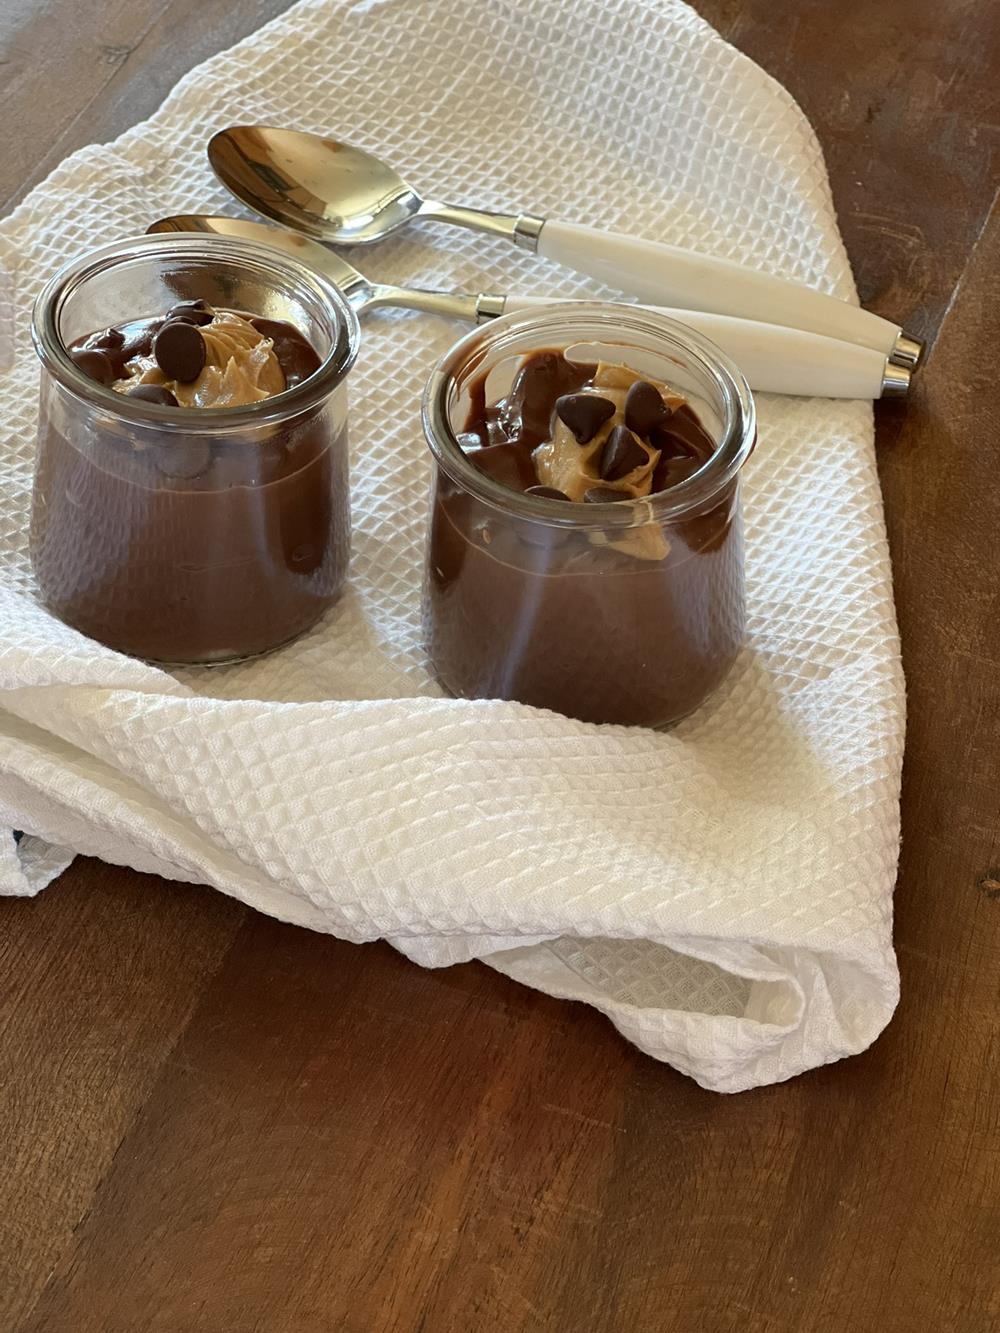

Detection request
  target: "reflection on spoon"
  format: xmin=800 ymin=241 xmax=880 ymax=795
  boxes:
xmin=206 ymin=125 xmax=922 ymax=368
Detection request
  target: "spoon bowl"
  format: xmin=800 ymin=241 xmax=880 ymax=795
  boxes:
xmin=148 ymin=213 xmax=375 ymax=303
xmin=208 ymin=127 xmax=425 ymax=245
xmin=147 ymin=214 xmax=483 ymax=322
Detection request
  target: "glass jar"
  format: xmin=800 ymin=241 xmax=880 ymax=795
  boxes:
xmin=30 ymin=234 xmax=360 ymax=664
xmin=422 ymin=303 xmax=756 ymax=728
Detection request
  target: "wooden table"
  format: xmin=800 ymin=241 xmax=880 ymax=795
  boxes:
xmin=2 ymin=3 xmax=998 ymax=1329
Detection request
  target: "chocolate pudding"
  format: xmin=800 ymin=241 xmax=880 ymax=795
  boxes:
xmin=424 ymin=350 xmax=744 ymax=726
xmin=31 ymin=303 xmax=349 ymax=663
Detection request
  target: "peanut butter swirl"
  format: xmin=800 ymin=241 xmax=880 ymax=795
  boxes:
xmin=531 ymin=363 xmax=686 ymax=561
xmin=115 ymin=311 xmax=286 ymax=408
xmin=531 ymin=363 xmax=685 ymax=502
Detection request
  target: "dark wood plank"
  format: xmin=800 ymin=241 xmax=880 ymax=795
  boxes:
xmin=0 ymin=0 xmax=295 ymax=214
xmin=0 ymin=861 xmax=244 ymax=1330
xmin=702 ymin=0 xmax=1000 ymax=348
xmin=3 ymin=1 xmax=1000 ymax=1330
xmin=24 ymin=914 xmax=634 ymax=1332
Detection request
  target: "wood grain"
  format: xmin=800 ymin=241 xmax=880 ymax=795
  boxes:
xmin=0 ymin=0 xmax=295 ymax=215
xmin=705 ymin=0 xmax=1000 ymax=347
xmin=2 ymin=1 xmax=1000 ymax=1330
xmin=0 ymin=864 xmax=244 ymax=1329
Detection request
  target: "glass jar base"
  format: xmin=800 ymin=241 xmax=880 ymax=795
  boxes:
xmin=35 ymin=592 xmax=340 ymax=669
xmin=428 ymin=650 xmax=739 ymax=730
xmin=143 ymin=610 xmax=332 ymax=667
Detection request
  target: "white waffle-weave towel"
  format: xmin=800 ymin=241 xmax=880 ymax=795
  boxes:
xmin=0 ymin=0 xmax=904 ymax=1092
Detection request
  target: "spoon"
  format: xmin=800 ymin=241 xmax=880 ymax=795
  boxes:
xmin=208 ymin=126 xmax=922 ymax=369
xmin=149 ymin=214 xmax=484 ymax=320
xmin=147 ymin=215 xmax=909 ymax=399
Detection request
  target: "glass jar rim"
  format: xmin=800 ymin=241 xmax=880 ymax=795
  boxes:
xmin=31 ymin=233 xmax=361 ymax=431
xmin=421 ymin=301 xmax=756 ymax=527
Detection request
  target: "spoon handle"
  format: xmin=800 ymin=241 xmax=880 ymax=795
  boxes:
xmin=530 ymin=219 xmax=920 ymax=367
xmin=487 ymin=294 xmax=908 ymax=399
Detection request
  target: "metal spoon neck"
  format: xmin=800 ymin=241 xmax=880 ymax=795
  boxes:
xmin=364 ymin=283 xmax=482 ymax=322
xmin=889 ymin=331 xmax=924 ymax=370
xmin=417 ymin=199 xmax=544 ymax=250
xmin=881 ymin=361 xmax=912 ymax=397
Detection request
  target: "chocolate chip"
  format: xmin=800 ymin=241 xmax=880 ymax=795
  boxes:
xmin=121 ymin=327 xmax=157 ymax=360
xmin=599 ymin=425 xmax=647 ymax=481
xmin=624 ymin=380 xmax=672 ymax=439
xmin=525 ymin=485 xmax=571 ymax=500
xmin=167 ymin=300 xmax=214 ymax=327
xmin=153 ymin=320 xmax=206 ymax=382
xmin=155 ymin=441 xmax=212 ymax=480
xmin=554 ymin=393 xmax=616 ymax=444
xmin=70 ymin=348 xmax=115 ymax=385
xmin=505 ymin=351 xmax=594 ymax=448
xmin=127 ymin=384 xmax=179 ymax=406
xmin=93 ymin=327 xmax=125 ymax=350
xmin=583 ymin=486 xmax=630 ymax=503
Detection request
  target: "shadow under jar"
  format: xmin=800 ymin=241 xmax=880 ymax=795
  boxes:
xmin=30 ymin=234 xmax=360 ymax=664
xmin=422 ymin=304 xmax=757 ymax=728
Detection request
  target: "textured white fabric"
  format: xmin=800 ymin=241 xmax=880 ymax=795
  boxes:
xmin=0 ymin=0 xmax=904 ymax=1091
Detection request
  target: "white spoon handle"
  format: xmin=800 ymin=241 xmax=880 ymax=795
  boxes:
xmin=495 ymin=296 xmax=906 ymax=399
xmin=533 ymin=220 xmax=911 ymax=362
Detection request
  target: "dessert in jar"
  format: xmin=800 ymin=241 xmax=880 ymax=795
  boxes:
xmin=421 ymin=304 xmax=756 ymax=728
xmin=30 ymin=235 xmax=360 ymax=664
